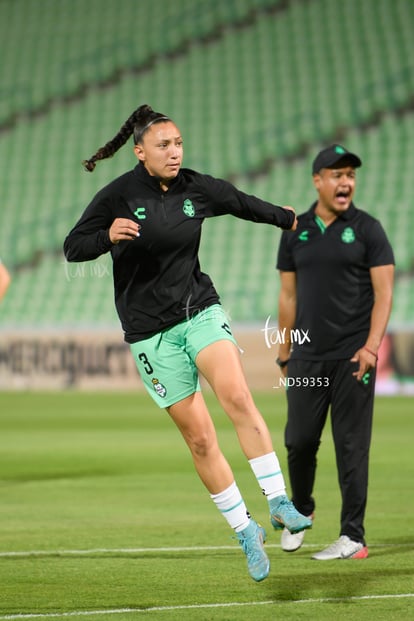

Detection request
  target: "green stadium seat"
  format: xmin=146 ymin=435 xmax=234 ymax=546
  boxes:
xmin=0 ymin=0 xmax=413 ymax=329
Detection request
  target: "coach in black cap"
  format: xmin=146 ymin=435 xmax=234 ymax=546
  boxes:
xmin=276 ymin=144 xmax=394 ymax=560
xmin=312 ymin=144 xmax=362 ymax=174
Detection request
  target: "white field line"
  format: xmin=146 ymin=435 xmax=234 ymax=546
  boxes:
xmin=0 ymin=541 xmax=411 ymax=558
xmin=1 ymin=544 xmax=412 ymax=619
xmin=0 ymin=594 xmax=413 ymax=620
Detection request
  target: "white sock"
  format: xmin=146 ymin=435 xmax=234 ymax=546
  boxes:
xmin=249 ymin=451 xmax=286 ymax=500
xmin=210 ymin=481 xmax=250 ymax=532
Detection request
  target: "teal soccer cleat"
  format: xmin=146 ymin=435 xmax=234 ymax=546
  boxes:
xmin=270 ymin=495 xmax=313 ymax=534
xmin=236 ymin=519 xmax=270 ymax=582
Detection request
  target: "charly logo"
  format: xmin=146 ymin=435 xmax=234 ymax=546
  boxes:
xmin=341 ymin=227 xmax=355 ymax=243
xmin=183 ymin=198 xmax=195 ymax=217
xmin=152 ymin=378 xmax=167 ymax=398
xmin=298 ymin=230 xmax=309 ymax=241
xmin=133 ymin=206 xmax=146 ymax=219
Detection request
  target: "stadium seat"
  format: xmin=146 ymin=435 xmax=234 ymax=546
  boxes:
xmin=0 ymin=0 xmax=413 ymax=329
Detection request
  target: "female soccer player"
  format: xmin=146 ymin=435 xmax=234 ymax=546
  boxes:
xmin=64 ymin=104 xmax=311 ymax=581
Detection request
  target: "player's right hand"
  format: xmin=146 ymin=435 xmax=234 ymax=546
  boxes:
xmin=109 ymin=218 xmax=141 ymax=244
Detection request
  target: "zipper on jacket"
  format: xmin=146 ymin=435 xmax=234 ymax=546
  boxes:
xmin=160 ymin=192 xmax=168 ymax=223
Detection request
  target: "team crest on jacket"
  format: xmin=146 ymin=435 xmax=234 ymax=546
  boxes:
xmin=183 ymin=198 xmax=195 ymax=217
xmin=152 ymin=378 xmax=167 ymax=398
xmin=341 ymin=227 xmax=355 ymax=243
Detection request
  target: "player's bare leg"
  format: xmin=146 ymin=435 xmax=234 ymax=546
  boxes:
xmin=167 ymin=392 xmax=270 ymax=581
xmin=196 ymin=340 xmax=312 ymax=535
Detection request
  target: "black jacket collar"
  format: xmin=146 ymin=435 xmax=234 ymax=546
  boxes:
xmin=133 ymin=162 xmax=183 ymax=193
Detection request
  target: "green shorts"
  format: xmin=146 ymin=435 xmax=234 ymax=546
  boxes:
xmin=130 ymin=304 xmax=237 ymax=408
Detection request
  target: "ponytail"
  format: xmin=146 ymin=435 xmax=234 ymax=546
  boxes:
xmin=82 ymin=104 xmax=170 ymax=172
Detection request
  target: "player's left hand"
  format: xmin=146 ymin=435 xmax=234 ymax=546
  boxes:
xmin=350 ymin=347 xmax=377 ymax=381
xmin=283 ymin=206 xmax=298 ymax=231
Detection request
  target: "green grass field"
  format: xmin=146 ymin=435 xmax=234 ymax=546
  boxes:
xmin=0 ymin=391 xmax=413 ymax=620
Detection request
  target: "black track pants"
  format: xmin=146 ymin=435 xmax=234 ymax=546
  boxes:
xmin=284 ymin=359 xmax=376 ymax=544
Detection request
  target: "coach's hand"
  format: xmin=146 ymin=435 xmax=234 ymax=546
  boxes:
xmin=350 ymin=347 xmax=377 ymax=381
xmin=109 ymin=218 xmax=141 ymax=244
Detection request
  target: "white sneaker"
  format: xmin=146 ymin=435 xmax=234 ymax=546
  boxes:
xmin=281 ymin=514 xmax=313 ymax=552
xmin=312 ymin=535 xmax=369 ymax=560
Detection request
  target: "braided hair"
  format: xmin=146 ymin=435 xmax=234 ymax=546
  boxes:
xmin=82 ymin=104 xmax=170 ymax=172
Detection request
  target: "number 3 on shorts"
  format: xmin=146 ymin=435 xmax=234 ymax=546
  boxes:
xmin=138 ymin=352 xmax=154 ymax=375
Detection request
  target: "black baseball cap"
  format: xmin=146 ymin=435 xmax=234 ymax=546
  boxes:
xmin=312 ymin=144 xmax=362 ymax=174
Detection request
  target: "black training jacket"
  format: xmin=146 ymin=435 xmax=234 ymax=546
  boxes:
xmin=64 ymin=163 xmax=294 ymax=343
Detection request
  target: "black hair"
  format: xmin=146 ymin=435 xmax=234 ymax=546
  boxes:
xmin=82 ymin=104 xmax=170 ymax=172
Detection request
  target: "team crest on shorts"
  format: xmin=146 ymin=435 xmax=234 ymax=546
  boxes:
xmin=152 ymin=378 xmax=167 ymax=398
